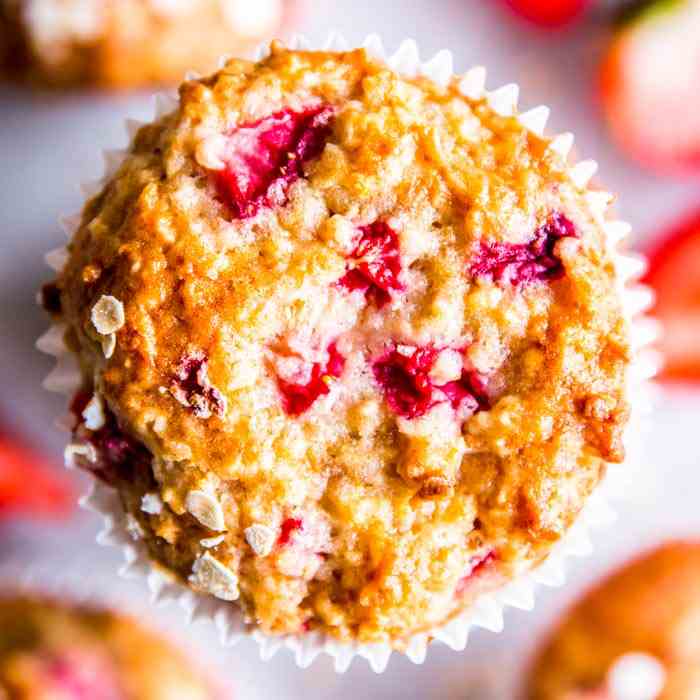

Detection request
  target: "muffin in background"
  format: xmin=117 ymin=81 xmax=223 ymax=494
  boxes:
xmin=0 ymin=0 xmax=292 ymax=88
xmin=0 ymin=594 xmax=222 ymax=698
xmin=527 ymin=541 xmax=700 ymax=699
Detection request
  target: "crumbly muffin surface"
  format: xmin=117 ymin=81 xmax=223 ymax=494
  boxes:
xmin=527 ymin=542 xmax=700 ymax=700
xmin=0 ymin=0 xmax=286 ymax=87
xmin=51 ymin=45 xmax=630 ymax=644
xmin=0 ymin=595 xmax=215 ymax=699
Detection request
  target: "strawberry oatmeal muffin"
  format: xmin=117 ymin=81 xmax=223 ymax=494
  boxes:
xmin=0 ymin=0 xmax=290 ymax=88
xmin=0 ymin=594 xmax=217 ymax=699
xmin=45 ymin=42 xmax=631 ymax=647
xmin=527 ymin=542 xmax=700 ymax=700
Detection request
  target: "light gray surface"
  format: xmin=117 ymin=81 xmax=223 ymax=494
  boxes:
xmin=1 ymin=1 xmax=699 ymax=697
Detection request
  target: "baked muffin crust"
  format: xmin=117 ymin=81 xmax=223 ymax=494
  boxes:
xmin=50 ymin=44 xmax=630 ymax=645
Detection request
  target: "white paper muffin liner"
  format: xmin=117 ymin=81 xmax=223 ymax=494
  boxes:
xmin=37 ymin=32 xmax=661 ymax=674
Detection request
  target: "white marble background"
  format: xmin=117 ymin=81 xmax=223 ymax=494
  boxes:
xmin=1 ymin=1 xmax=699 ymax=697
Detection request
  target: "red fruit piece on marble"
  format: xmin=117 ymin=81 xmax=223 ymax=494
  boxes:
xmin=215 ymin=104 xmax=334 ymax=219
xmin=277 ymin=343 xmax=346 ymax=416
xmin=338 ymin=221 xmax=405 ymax=307
xmin=0 ymin=436 xmax=73 ymax=520
xmin=644 ymin=208 xmax=700 ymax=382
xmin=599 ymin=0 xmax=700 ymax=174
xmin=470 ymin=213 xmax=577 ymax=285
xmin=504 ymin=0 xmax=588 ymax=27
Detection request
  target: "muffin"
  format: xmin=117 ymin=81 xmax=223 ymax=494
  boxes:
xmin=44 ymin=41 xmax=632 ymax=648
xmin=0 ymin=594 xmax=218 ymax=698
xmin=527 ymin=541 xmax=700 ymax=699
xmin=0 ymin=0 xmax=291 ymax=88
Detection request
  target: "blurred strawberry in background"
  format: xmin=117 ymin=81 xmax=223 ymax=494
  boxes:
xmin=599 ymin=0 xmax=700 ymax=174
xmin=504 ymin=0 xmax=590 ymax=27
xmin=0 ymin=431 xmax=73 ymax=521
xmin=645 ymin=210 xmax=700 ymax=382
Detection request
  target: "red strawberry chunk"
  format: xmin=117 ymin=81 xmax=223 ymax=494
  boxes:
xmin=278 ymin=517 xmax=303 ymax=545
xmin=277 ymin=343 xmax=346 ymax=416
xmin=372 ymin=345 xmax=490 ymax=420
xmin=470 ymin=213 xmax=577 ymax=285
xmin=215 ymin=104 xmax=334 ymax=219
xmin=70 ymin=393 xmax=151 ymax=486
xmin=170 ymin=351 xmax=226 ymax=419
xmin=338 ymin=221 xmax=405 ymax=307
xmin=455 ymin=550 xmax=496 ymax=597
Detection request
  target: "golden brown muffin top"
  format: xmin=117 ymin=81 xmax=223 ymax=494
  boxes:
xmin=51 ymin=44 xmax=630 ymax=644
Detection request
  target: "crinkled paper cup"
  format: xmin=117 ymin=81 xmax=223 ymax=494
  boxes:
xmin=37 ymin=32 xmax=661 ymax=674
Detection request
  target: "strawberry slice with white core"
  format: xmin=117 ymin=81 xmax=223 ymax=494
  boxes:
xmin=600 ymin=0 xmax=700 ymax=174
xmin=644 ymin=208 xmax=700 ymax=381
xmin=215 ymin=104 xmax=334 ymax=219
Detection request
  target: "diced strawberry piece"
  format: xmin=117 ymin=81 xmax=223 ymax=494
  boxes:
xmin=373 ymin=345 xmax=437 ymax=419
xmin=278 ymin=517 xmax=303 ymax=545
xmin=455 ymin=550 xmax=496 ymax=597
xmin=441 ymin=370 xmax=491 ymax=413
xmin=70 ymin=393 xmax=151 ymax=486
xmin=503 ymin=0 xmax=588 ymax=27
xmin=338 ymin=221 xmax=405 ymax=307
xmin=170 ymin=351 xmax=226 ymax=419
xmin=0 ymin=436 xmax=73 ymax=520
xmin=277 ymin=343 xmax=345 ymax=416
xmin=644 ymin=208 xmax=700 ymax=382
xmin=215 ymin=104 xmax=334 ymax=219
xmin=372 ymin=345 xmax=490 ymax=419
xmin=599 ymin=0 xmax=700 ymax=174
xmin=470 ymin=213 xmax=577 ymax=285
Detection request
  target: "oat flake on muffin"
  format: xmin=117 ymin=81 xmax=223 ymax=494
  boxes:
xmin=45 ymin=42 xmax=631 ymax=646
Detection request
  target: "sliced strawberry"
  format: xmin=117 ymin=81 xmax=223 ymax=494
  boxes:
xmin=215 ymin=104 xmax=334 ymax=219
xmin=503 ymin=0 xmax=589 ymax=27
xmin=372 ymin=345 xmax=490 ymax=420
xmin=0 ymin=436 xmax=73 ymax=519
xmin=599 ymin=0 xmax=700 ymax=174
xmin=276 ymin=343 xmax=345 ymax=416
xmin=469 ymin=213 xmax=577 ymax=285
xmin=338 ymin=221 xmax=405 ymax=308
xmin=644 ymin=208 xmax=700 ymax=382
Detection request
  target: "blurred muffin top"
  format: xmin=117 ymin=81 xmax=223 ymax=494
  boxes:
xmin=527 ymin=541 xmax=700 ymax=700
xmin=49 ymin=43 xmax=630 ymax=644
xmin=0 ymin=0 xmax=288 ymax=87
xmin=0 ymin=594 xmax=218 ymax=699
